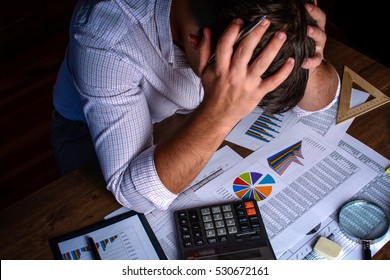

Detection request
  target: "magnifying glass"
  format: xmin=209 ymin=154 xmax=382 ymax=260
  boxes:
xmin=338 ymin=199 xmax=389 ymax=260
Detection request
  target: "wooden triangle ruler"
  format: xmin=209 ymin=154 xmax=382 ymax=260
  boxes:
xmin=336 ymin=65 xmax=390 ymax=124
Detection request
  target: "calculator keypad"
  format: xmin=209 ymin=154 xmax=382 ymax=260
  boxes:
xmin=174 ymin=200 xmax=275 ymax=259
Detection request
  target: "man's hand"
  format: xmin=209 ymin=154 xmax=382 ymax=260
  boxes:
xmin=197 ymin=18 xmax=295 ymax=128
xmin=302 ymin=1 xmax=327 ymax=70
xmin=154 ymin=18 xmax=294 ymax=194
xmin=298 ymin=1 xmax=339 ymax=112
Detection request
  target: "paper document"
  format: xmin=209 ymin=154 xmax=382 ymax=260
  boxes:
xmin=280 ymin=133 xmax=390 ymax=260
xmin=225 ymin=107 xmax=298 ymax=151
xmin=226 ymin=88 xmax=370 ymax=151
xmin=196 ymin=122 xmax=379 ymax=257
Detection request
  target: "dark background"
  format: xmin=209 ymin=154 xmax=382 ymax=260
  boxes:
xmin=1 ymin=0 xmax=77 ymax=210
xmin=1 ymin=0 xmax=388 ymax=211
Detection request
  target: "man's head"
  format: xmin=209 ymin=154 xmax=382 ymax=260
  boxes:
xmin=185 ymin=0 xmax=317 ymax=113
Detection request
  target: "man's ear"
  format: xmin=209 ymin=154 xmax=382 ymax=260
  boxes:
xmin=188 ymin=34 xmax=201 ymax=50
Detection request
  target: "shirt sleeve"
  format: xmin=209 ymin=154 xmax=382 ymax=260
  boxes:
xmin=292 ymin=70 xmax=341 ymax=118
xmin=69 ymin=37 xmax=177 ymax=214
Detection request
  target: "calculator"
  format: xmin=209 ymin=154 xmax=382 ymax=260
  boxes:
xmin=173 ymin=199 xmax=276 ymax=260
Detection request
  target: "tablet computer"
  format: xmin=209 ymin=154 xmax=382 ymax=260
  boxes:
xmin=49 ymin=211 xmax=167 ymax=260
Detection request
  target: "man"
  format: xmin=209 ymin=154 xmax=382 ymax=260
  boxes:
xmin=51 ymin=0 xmax=338 ymax=213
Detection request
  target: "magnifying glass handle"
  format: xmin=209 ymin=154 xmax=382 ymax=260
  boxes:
xmin=363 ymin=241 xmax=372 ymax=260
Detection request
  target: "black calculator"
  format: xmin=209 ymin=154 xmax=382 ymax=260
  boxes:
xmin=173 ymin=199 xmax=276 ymax=260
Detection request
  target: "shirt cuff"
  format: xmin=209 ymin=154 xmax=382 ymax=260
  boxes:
xmin=292 ymin=71 xmax=341 ymax=118
xmin=130 ymin=145 xmax=177 ymax=210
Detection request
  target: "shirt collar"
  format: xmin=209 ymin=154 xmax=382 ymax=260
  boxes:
xmin=155 ymin=0 xmax=190 ymax=68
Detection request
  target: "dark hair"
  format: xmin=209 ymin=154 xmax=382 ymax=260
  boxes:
xmin=188 ymin=0 xmax=317 ymax=113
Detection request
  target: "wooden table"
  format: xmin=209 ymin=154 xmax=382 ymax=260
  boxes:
xmin=1 ymin=38 xmax=389 ymax=260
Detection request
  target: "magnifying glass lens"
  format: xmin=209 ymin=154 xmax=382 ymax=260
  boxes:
xmin=338 ymin=200 xmax=389 ymax=260
xmin=339 ymin=202 xmax=387 ymax=240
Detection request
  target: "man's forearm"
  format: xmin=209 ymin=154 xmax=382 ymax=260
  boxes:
xmin=298 ymin=60 xmax=339 ymax=112
xmin=154 ymin=104 xmax=233 ymax=194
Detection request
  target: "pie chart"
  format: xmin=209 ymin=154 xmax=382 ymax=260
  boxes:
xmin=233 ymin=172 xmax=275 ymax=201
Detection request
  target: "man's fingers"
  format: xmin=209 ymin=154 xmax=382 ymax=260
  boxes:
xmin=259 ymin=57 xmax=295 ymax=93
xmin=307 ymin=25 xmax=326 ymax=49
xmin=214 ymin=18 xmax=244 ymax=70
xmin=305 ymin=3 xmax=326 ymax=50
xmin=303 ymin=3 xmax=327 ymax=70
xmin=231 ymin=17 xmax=270 ymax=69
xmin=305 ymin=3 xmax=326 ymax=31
xmin=302 ymin=25 xmax=326 ymax=69
xmin=301 ymin=53 xmax=322 ymax=69
xmin=248 ymin=31 xmax=287 ymax=78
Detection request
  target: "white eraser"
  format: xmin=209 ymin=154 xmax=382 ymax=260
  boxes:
xmin=313 ymin=236 xmax=343 ymax=260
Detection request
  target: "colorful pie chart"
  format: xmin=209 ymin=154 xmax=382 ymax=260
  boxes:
xmin=233 ymin=172 xmax=274 ymax=201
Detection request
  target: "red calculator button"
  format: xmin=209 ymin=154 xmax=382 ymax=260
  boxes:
xmin=246 ymin=208 xmax=257 ymax=216
xmin=244 ymin=201 xmax=255 ymax=209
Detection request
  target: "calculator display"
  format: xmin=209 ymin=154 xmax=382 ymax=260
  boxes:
xmin=173 ymin=200 xmax=276 ymax=260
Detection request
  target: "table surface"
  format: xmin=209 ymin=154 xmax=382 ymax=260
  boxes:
xmin=1 ymin=37 xmax=389 ymax=260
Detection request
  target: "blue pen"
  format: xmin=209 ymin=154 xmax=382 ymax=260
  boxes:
xmin=208 ymin=15 xmax=267 ymax=64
